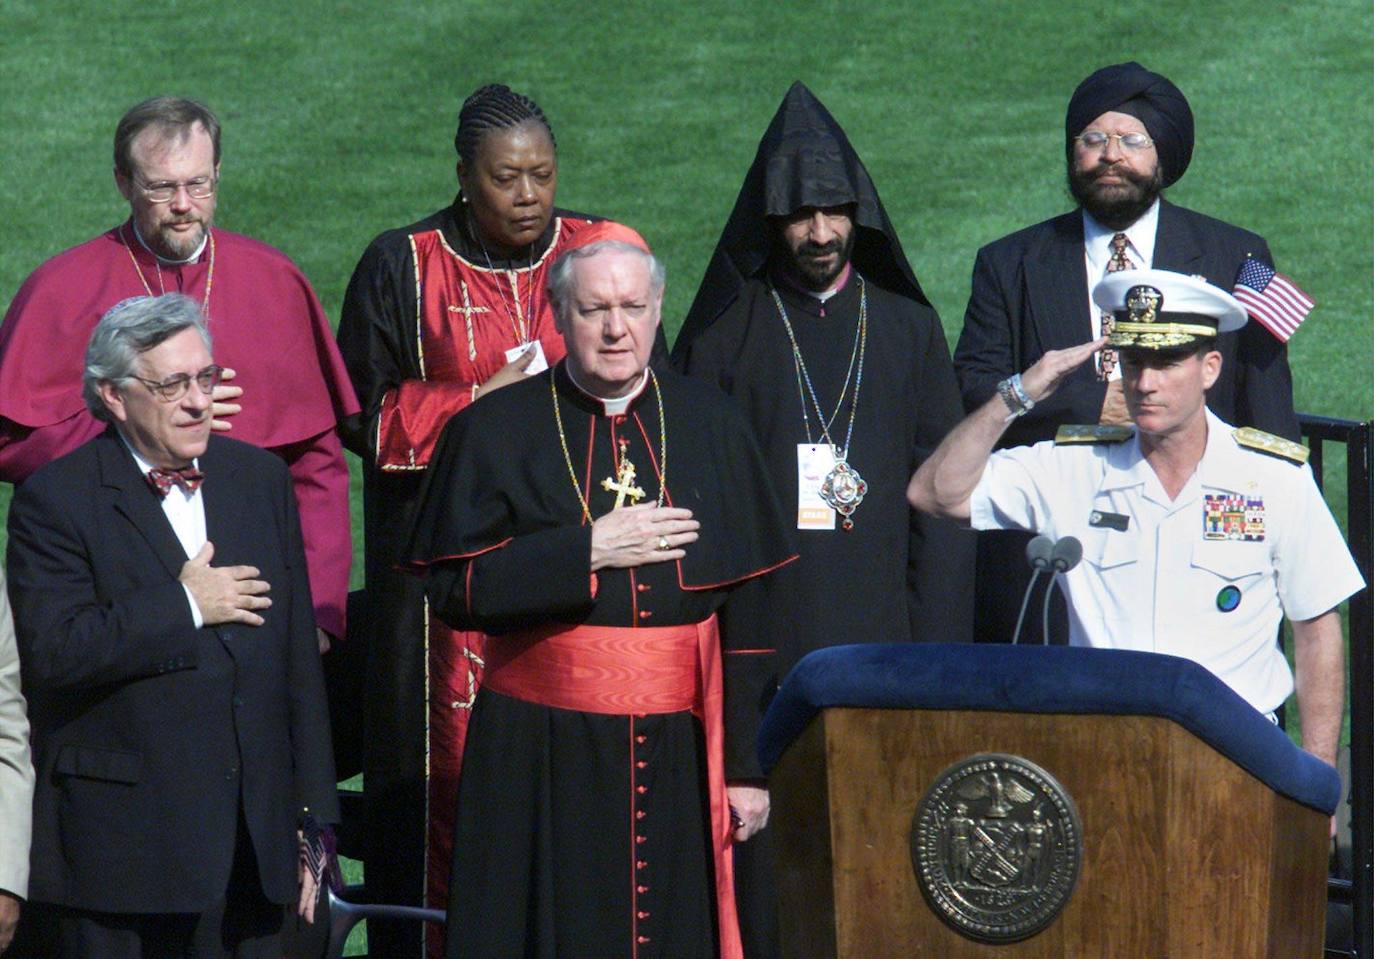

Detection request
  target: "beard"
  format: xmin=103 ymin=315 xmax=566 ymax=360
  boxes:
xmin=1068 ymin=161 xmax=1164 ymax=231
xmin=783 ymin=228 xmax=856 ymax=292
xmin=150 ymin=216 xmax=210 ymax=261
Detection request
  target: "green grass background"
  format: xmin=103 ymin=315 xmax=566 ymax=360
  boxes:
xmin=2 ymin=0 xmax=1370 ymax=950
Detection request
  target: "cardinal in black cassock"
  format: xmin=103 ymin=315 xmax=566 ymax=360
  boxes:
xmin=672 ymin=81 xmax=975 ymax=957
xmin=405 ymin=222 xmax=795 ymax=959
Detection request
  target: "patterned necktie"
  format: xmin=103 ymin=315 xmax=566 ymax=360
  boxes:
xmin=1098 ymin=232 xmax=1136 ymax=379
xmin=146 ymin=466 xmax=205 ymax=498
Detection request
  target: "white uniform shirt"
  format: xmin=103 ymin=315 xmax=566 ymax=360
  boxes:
xmin=970 ymin=409 xmax=1365 ymax=713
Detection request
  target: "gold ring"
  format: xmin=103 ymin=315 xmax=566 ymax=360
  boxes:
xmin=657 ymin=536 xmax=670 ymax=551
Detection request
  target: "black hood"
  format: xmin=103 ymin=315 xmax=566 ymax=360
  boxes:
xmin=673 ymin=81 xmax=929 ymax=361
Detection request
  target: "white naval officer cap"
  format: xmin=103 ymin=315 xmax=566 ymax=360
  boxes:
xmin=1093 ymin=268 xmax=1247 ymax=350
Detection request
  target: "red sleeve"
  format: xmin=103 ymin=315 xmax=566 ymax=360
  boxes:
xmin=276 ymin=430 xmax=352 ymax=639
xmin=375 ymin=380 xmax=477 ymax=470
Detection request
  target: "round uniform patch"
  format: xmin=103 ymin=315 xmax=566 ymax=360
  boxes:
xmin=1216 ymin=585 xmax=1242 ymax=612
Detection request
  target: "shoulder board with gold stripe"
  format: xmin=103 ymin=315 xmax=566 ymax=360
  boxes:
xmin=1232 ymin=427 xmax=1309 ymax=465
xmin=1055 ymin=424 xmax=1134 ymax=445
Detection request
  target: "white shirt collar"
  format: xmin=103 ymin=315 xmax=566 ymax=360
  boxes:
xmin=1082 ymin=198 xmax=1160 ymax=275
xmin=564 ymin=364 xmax=649 ymax=416
xmin=132 ymin=222 xmax=207 ymax=266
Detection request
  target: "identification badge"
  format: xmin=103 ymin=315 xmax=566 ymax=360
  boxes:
xmin=505 ymin=340 xmax=549 ymax=376
xmin=797 ymin=444 xmax=836 ymax=530
xmin=1203 ymin=493 xmax=1265 ymax=541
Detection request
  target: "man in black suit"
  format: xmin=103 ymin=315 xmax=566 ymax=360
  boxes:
xmin=6 ymin=293 xmax=338 ymax=958
xmin=952 ymin=61 xmax=1298 ymax=644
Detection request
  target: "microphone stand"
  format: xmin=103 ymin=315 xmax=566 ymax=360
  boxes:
xmin=1011 ymin=535 xmax=1054 ymax=645
xmin=1040 ymin=536 xmax=1083 ymax=645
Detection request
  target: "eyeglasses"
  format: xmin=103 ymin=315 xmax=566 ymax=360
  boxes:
xmin=1075 ymin=131 xmax=1154 ymax=153
xmin=134 ymin=176 xmax=218 ymax=203
xmin=131 ymin=365 xmax=223 ymax=402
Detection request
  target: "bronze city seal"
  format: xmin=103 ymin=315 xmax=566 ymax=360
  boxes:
xmin=910 ymin=753 xmax=1082 ymax=942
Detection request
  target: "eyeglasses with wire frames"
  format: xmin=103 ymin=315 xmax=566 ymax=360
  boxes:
xmin=133 ymin=176 xmax=218 ymax=203
xmin=130 ymin=365 xmax=223 ymax=402
xmin=1074 ymin=131 xmax=1154 ymax=153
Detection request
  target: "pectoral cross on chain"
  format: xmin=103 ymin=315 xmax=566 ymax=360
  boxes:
xmin=601 ymin=438 xmax=645 ymax=509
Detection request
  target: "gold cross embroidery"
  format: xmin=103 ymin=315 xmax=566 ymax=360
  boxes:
xmin=601 ymin=439 xmax=646 ymax=509
xmin=447 ymin=281 xmax=490 ymax=361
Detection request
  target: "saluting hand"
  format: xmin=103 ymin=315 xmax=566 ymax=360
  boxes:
xmin=590 ymin=504 xmax=699 ymax=571
xmin=179 ymin=541 xmax=272 ymax=626
xmin=1020 ymin=336 xmax=1107 ymax=405
xmin=211 ymin=366 xmax=244 ymax=431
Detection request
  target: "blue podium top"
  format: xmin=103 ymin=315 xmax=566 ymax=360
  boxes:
xmin=757 ymin=643 xmax=1341 ymax=815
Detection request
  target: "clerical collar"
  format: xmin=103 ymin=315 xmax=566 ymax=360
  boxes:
xmin=132 ymin=221 xmax=207 ymax=266
xmin=563 ymin=362 xmax=649 ymax=415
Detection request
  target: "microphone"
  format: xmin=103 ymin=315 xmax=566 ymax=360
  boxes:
xmin=1011 ymin=535 xmax=1055 ymax=645
xmin=1050 ymin=536 xmax=1082 ymax=572
xmin=1041 ymin=536 xmax=1082 ymax=644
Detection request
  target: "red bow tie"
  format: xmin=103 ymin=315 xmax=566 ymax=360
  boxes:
xmin=146 ymin=466 xmax=205 ymax=498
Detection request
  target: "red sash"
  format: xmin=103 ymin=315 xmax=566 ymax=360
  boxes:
xmin=484 ymin=617 xmax=744 ymax=959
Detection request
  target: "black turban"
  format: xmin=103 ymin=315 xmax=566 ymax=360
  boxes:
xmin=1065 ymin=62 xmax=1194 ymax=188
xmin=672 ymin=82 xmax=928 ymax=360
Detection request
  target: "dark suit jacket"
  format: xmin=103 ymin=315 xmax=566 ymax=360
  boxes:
xmin=5 ymin=429 xmax=338 ymax=914
xmin=952 ymin=199 xmax=1300 ymax=444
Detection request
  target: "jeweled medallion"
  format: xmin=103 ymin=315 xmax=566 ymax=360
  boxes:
xmin=910 ymin=753 xmax=1082 ymax=943
xmin=819 ymin=460 xmax=867 ymax=530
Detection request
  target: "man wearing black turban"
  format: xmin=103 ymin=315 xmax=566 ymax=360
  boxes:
xmin=673 ymin=81 xmax=973 ymax=958
xmin=952 ymin=61 xmax=1299 ymax=645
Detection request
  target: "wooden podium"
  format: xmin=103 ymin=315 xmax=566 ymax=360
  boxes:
xmin=760 ymin=644 xmax=1339 ymax=958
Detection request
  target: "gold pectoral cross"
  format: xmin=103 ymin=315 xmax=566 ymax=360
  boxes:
xmin=601 ymin=439 xmax=646 ymax=509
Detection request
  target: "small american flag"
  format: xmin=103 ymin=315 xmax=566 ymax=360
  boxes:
xmin=1232 ymin=258 xmax=1315 ymax=343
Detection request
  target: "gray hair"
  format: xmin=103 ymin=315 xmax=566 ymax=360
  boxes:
xmin=114 ymin=97 xmax=221 ymax=178
xmin=546 ymin=241 xmax=666 ymax=326
xmin=83 ymin=294 xmax=213 ymax=422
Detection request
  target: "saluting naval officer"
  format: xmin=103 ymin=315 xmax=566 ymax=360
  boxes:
xmin=908 ymin=269 xmax=1364 ymax=768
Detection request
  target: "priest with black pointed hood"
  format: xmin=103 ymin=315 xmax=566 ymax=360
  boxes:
xmin=673 ymin=81 xmax=973 ymax=958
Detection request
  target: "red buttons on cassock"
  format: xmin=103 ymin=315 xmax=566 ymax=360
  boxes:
xmin=637 ymin=935 xmax=651 ymax=944
xmin=636 ymin=860 xmax=647 ymax=870
xmin=635 ymin=810 xmax=646 ymax=820
xmin=636 ymin=784 xmax=648 ymax=794
xmin=637 ymin=582 xmax=651 ymax=593
xmin=637 ymin=884 xmax=649 ymax=894
xmin=636 ymin=834 xmax=646 ymax=844
xmin=637 ymin=910 xmax=650 ymax=919
xmin=638 ymin=610 xmax=653 ymax=619
xmin=636 ymin=735 xmax=647 ymax=744
xmin=636 ymin=760 xmax=647 ymax=769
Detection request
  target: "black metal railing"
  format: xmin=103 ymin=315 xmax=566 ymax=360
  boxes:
xmin=1304 ymin=415 xmax=1373 ymax=959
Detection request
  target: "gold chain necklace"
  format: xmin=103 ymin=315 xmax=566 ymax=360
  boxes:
xmin=120 ymin=223 xmax=216 ymax=317
xmin=552 ymin=368 xmax=667 ymax=524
